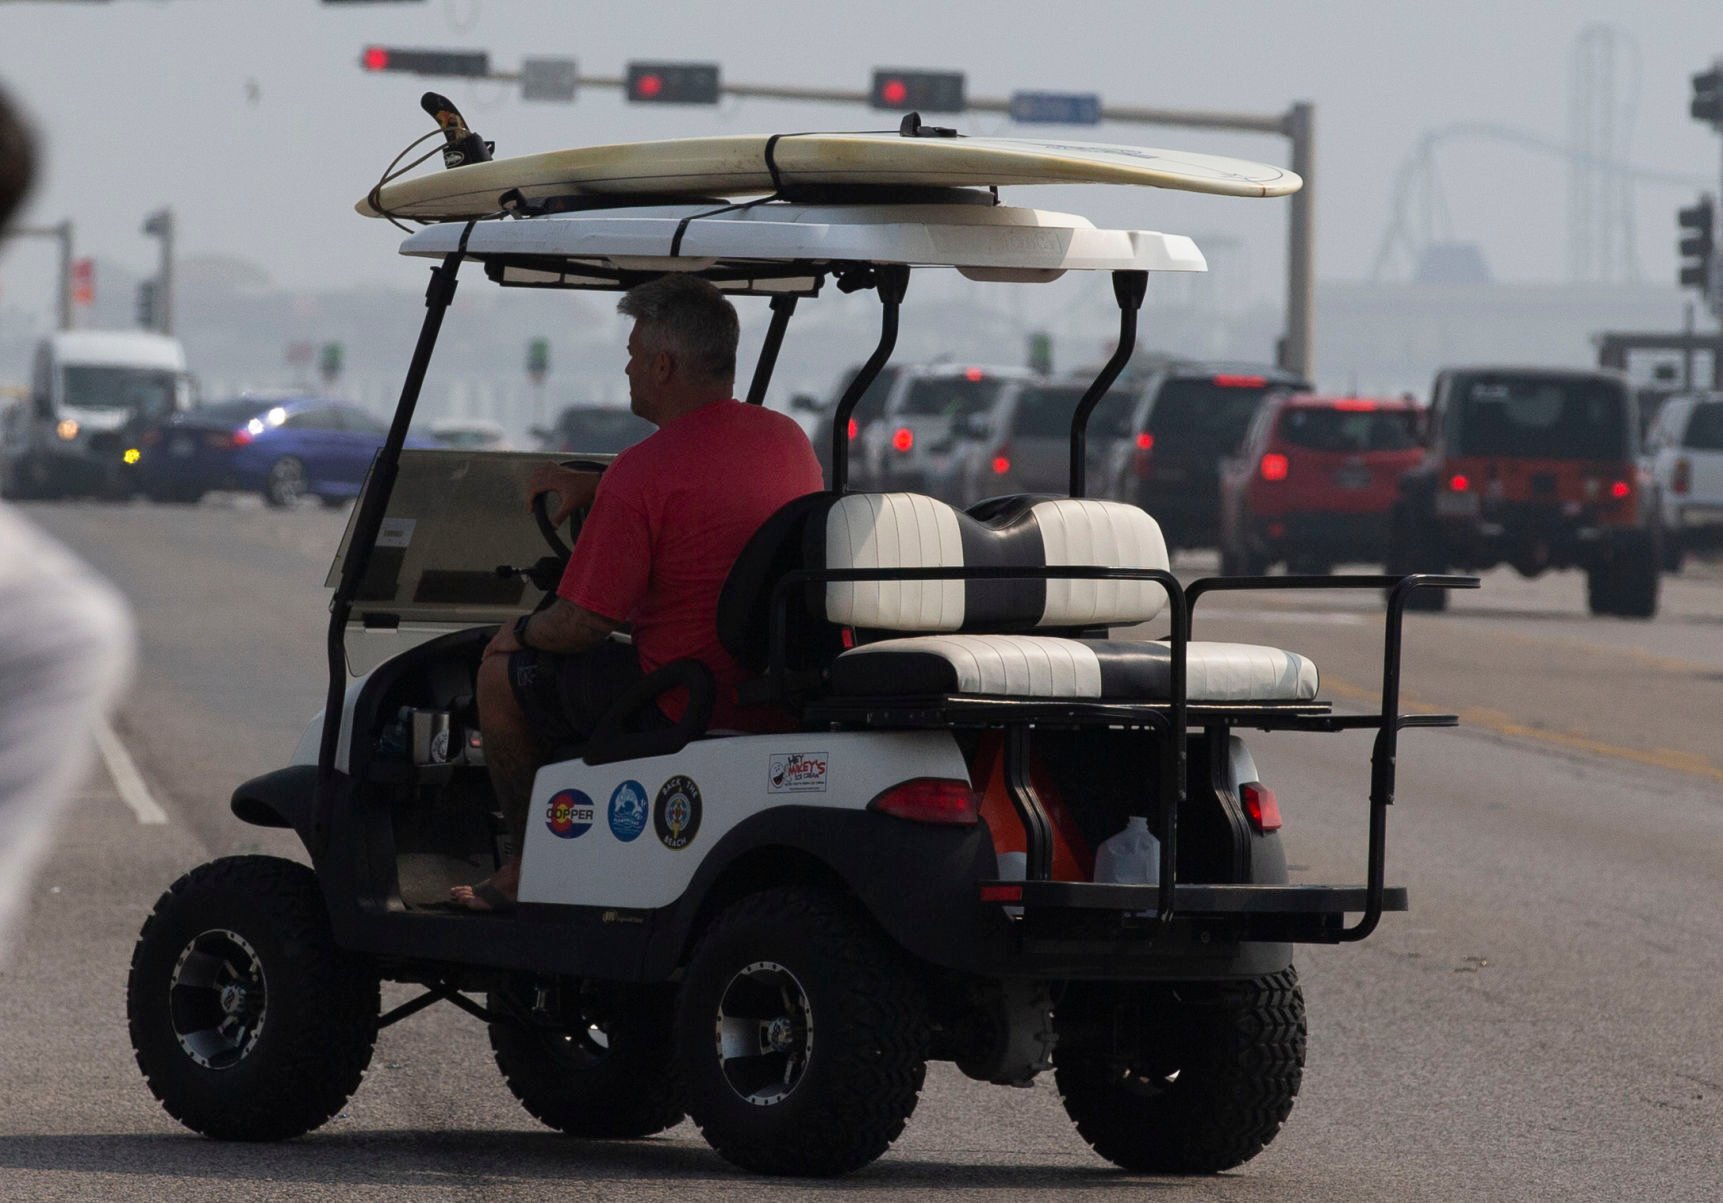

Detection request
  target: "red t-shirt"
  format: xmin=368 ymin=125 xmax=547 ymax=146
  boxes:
xmin=558 ymin=399 xmax=823 ymax=730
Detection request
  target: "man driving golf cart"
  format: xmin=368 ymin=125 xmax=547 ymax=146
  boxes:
xmin=454 ymin=274 xmax=821 ymax=911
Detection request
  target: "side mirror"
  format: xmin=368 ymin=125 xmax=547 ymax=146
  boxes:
xmin=789 ymin=392 xmax=820 ymax=413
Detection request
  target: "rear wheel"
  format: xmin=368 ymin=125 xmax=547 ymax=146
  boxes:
xmin=676 ymin=886 xmax=928 ymax=1177
xmin=127 ymin=856 xmax=379 ymax=1141
xmin=1053 ymin=968 xmax=1307 ymax=1174
xmin=1386 ymin=507 xmax=1448 ymax=611
xmin=1590 ymin=534 xmax=1659 ymax=619
xmin=488 ymin=979 xmax=684 ymax=1138
xmin=263 ymin=456 xmax=307 ymax=508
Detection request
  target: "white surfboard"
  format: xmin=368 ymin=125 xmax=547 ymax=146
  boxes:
xmin=358 ymin=132 xmax=1301 ymax=220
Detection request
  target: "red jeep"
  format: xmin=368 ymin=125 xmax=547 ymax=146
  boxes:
xmin=1218 ymin=393 xmax=1424 ymax=575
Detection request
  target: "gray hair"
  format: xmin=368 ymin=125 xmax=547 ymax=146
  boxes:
xmin=617 ymin=274 xmax=740 ymax=386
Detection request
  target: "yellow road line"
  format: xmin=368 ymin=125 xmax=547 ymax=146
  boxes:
xmin=1322 ymin=675 xmax=1723 ymax=785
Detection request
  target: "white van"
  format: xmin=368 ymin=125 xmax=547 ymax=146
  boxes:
xmin=0 ymin=330 xmax=192 ymax=498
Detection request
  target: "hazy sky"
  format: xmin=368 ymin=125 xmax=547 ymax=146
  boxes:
xmin=2 ymin=0 xmax=1720 ymax=320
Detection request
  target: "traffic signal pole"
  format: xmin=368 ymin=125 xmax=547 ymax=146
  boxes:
xmin=9 ymin=219 xmax=74 ymax=329
xmin=368 ymin=60 xmax=1319 ymax=377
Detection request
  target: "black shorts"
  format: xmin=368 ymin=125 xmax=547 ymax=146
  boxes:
xmin=507 ymin=638 xmax=671 ymax=751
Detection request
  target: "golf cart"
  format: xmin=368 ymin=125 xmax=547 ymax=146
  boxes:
xmin=127 ymin=137 xmax=1475 ymax=1178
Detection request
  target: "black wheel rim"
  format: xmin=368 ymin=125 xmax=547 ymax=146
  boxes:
xmin=713 ymin=960 xmax=813 ymax=1107
xmin=169 ymin=929 xmax=268 ymax=1070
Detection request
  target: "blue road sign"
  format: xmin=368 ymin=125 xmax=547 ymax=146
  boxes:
xmin=1008 ymin=91 xmax=1102 ymax=125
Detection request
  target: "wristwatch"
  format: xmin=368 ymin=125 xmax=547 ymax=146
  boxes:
xmin=512 ymin=613 xmax=536 ymax=651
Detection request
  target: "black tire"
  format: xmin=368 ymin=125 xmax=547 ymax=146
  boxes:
xmin=263 ymin=456 xmax=308 ymax=508
xmin=1661 ymin=532 xmax=1685 ymax=575
xmin=676 ymin=886 xmax=928 ymax=1177
xmin=488 ymin=979 xmax=684 ymax=1138
xmin=1595 ymin=535 xmax=1659 ymax=619
xmin=1585 ymin=562 xmax=1616 ymax=615
xmin=127 ymin=855 xmax=379 ymax=1141
xmin=1219 ymin=537 xmax=1266 ymax=577
xmin=1386 ymin=507 xmax=1448 ymax=611
xmin=1054 ymin=968 xmax=1306 ymax=1174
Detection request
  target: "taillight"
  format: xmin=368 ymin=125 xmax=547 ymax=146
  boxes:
xmin=1673 ymin=457 xmax=1690 ymax=495
xmin=1241 ymin=782 xmax=1281 ymax=833
xmin=847 ymin=417 xmax=858 ymax=441
xmin=991 ymin=451 xmax=1011 ymax=475
xmin=963 ymin=367 xmax=985 ymax=382
xmin=1609 ymin=479 xmax=1631 ymax=500
xmin=1213 ymin=374 xmax=1267 ymax=388
xmin=868 ymin=778 xmax=979 ymax=825
xmin=1448 ymin=473 xmax=1470 ymax=492
xmin=891 ymin=427 xmax=914 ymax=453
xmin=1259 ymin=452 xmax=1289 ymax=481
xmin=1132 ymin=432 xmax=1154 ymax=478
xmin=1136 ymin=432 xmax=1154 ymax=451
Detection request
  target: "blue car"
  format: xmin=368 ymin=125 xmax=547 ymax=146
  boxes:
xmin=131 ymin=396 xmax=429 ymax=507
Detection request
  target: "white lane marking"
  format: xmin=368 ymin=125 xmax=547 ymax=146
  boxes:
xmin=93 ymin=720 xmax=169 ymax=825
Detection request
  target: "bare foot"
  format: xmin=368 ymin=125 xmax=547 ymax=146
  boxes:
xmin=451 ymin=857 xmax=521 ymax=912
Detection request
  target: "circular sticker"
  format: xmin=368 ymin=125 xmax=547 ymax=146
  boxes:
xmin=545 ymin=789 xmax=594 ymax=839
xmin=608 ymin=780 xmax=649 ymax=842
xmin=653 ymin=776 xmax=702 ymax=851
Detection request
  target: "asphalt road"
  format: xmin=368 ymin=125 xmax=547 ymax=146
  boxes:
xmin=2 ymin=496 xmax=1720 ymax=1202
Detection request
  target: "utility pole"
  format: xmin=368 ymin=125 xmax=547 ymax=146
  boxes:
xmin=10 ymin=219 xmax=74 ymax=329
xmin=141 ymin=207 xmax=174 ymax=335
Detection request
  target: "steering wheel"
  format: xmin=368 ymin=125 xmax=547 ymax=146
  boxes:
xmin=532 ymin=458 xmax=609 ymax=559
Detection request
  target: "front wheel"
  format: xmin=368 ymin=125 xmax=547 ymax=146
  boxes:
xmin=488 ymin=978 xmax=684 ymax=1138
xmin=127 ymin=855 xmax=379 ymax=1140
xmin=1053 ymin=968 xmax=1307 ymax=1174
xmin=263 ymin=456 xmax=308 ymax=508
xmin=676 ymin=887 xmax=928 ymax=1177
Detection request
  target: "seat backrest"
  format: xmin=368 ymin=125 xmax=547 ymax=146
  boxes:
xmin=809 ymin=492 xmax=1169 ymax=632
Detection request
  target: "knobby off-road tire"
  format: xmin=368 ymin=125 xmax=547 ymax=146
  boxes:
xmin=488 ymin=980 xmax=684 ymax=1138
xmin=127 ymin=855 xmax=379 ymax=1141
xmin=676 ymin=886 xmax=928 ymax=1177
xmin=1053 ymin=968 xmax=1307 ymax=1174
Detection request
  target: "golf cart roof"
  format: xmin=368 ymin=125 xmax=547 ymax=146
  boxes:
xmin=398 ymin=199 xmax=1206 ymax=293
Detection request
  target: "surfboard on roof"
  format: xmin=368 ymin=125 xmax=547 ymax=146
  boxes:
xmin=357 ymin=131 xmax=1302 ymax=222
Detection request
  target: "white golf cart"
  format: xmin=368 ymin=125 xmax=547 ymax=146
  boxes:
xmin=127 ymin=133 xmax=1474 ymax=1178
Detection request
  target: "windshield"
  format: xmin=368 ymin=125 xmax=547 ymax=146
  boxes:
xmin=1010 ymin=385 xmax=1093 ymax=438
xmin=1452 ymin=376 xmax=1627 ymax=459
xmin=1147 ymin=379 xmax=1281 ymax=455
xmin=1278 ymin=407 xmax=1418 ymax=453
xmin=1685 ymin=401 xmax=1723 ymax=451
xmin=550 ymin=408 xmax=653 ymax=452
xmin=61 ymin=365 xmax=178 ymax=415
xmin=897 ymin=376 xmax=1008 ymax=420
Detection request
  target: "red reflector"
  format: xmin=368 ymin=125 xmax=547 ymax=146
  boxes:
xmin=1260 ymin=452 xmax=1289 ymax=481
xmin=868 ymin=778 xmax=979 ymax=826
xmin=1609 ymin=479 xmax=1631 ymax=500
xmin=1135 ymin=431 xmax=1154 ymax=450
xmin=231 ymin=427 xmax=253 ymax=446
xmin=847 ymin=417 xmax=858 ymax=441
xmin=891 ymin=426 xmax=914 ymax=452
xmin=963 ymin=367 xmax=985 ymax=382
xmin=1241 ymin=782 xmax=1282 ymax=833
xmin=991 ymin=454 xmax=1011 ymax=475
xmin=980 ymin=884 xmax=1024 ymax=904
xmin=1448 ymin=473 xmax=1470 ymax=492
xmin=839 ymin=627 xmax=855 ymax=649
xmin=1213 ymin=374 xmax=1267 ymax=388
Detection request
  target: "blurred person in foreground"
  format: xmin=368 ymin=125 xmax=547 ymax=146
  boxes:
xmin=0 ymin=84 xmax=135 ymax=962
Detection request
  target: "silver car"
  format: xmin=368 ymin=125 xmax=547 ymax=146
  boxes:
xmin=860 ymin=363 xmax=1034 ymax=500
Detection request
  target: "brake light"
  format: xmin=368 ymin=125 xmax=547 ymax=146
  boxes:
xmin=1331 ymin=398 xmax=1378 ymax=411
xmin=868 ymin=778 xmax=979 ymax=825
xmin=1673 ymin=457 xmax=1690 ymax=495
xmin=1259 ymin=452 xmax=1289 ymax=481
xmin=1213 ymin=374 xmax=1267 ymax=388
xmin=991 ymin=452 xmax=1011 ymax=475
xmin=979 ymin=884 xmax=1024 ymax=904
xmin=847 ymin=417 xmax=858 ymax=441
xmin=1241 ymin=782 xmax=1281 ymax=833
xmin=1136 ymin=431 xmax=1154 ymax=450
xmin=1448 ymin=473 xmax=1470 ymax=492
xmin=1609 ymin=479 xmax=1631 ymax=500
xmin=892 ymin=427 xmax=914 ymax=453
xmin=963 ymin=367 xmax=985 ymax=382
xmin=231 ymin=427 xmax=253 ymax=447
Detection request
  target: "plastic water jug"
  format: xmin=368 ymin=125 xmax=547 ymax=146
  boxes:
xmin=1093 ymin=815 xmax=1160 ymax=887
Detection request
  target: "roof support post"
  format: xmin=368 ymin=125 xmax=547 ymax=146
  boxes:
xmin=1069 ymin=270 xmax=1148 ymax=498
xmin=744 ymin=293 xmax=798 ymax=406
xmin=830 ymin=265 xmax=910 ymax=494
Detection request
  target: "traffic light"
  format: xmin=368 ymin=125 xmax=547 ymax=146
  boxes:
xmin=526 ymin=337 xmax=549 ymax=384
xmin=1677 ymin=196 xmax=1714 ymax=292
xmin=625 ymin=62 xmax=720 ymax=104
xmin=136 ymin=279 xmax=158 ymax=330
xmin=1692 ymin=65 xmax=1723 ymax=128
xmin=870 ymin=69 xmax=965 ymax=113
xmin=319 ymin=342 xmax=344 ymax=386
xmin=360 ymin=46 xmax=489 ymax=77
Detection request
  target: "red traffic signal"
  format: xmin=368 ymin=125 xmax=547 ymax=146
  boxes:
xmin=870 ymin=69 xmax=965 ymax=113
xmin=626 ymin=62 xmax=720 ymax=104
xmin=359 ymin=46 xmax=489 ymax=77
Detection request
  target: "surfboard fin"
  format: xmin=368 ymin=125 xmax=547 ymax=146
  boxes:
xmin=420 ymin=91 xmax=494 ymax=169
xmin=899 ymin=112 xmax=958 ymax=139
